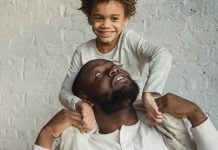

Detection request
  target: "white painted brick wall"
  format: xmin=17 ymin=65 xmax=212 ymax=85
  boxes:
xmin=0 ymin=0 xmax=217 ymax=149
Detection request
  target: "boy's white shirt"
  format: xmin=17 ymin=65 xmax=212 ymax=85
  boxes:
xmin=59 ymin=28 xmax=172 ymax=109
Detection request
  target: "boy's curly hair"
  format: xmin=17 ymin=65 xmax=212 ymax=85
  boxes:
xmin=79 ymin=0 xmax=137 ymax=18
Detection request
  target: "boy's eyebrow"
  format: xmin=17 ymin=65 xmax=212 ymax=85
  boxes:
xmin=92 ymin=13 xmax=121 ymax=16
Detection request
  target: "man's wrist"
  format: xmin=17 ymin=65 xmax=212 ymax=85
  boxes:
xmin=35 ymin=127 xmax=55 ymax=149
xmin=187 ymin=104 xmax=207 ymax=127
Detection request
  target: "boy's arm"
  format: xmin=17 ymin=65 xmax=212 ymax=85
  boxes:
xmin=59 ymin=49 xmax=96 ymax=132
xmin=127 ymin=30 xmax=172 ymax=96
xmin=141 ymin=45 xmax=172 ymax=96
xmin=59 ymin=50 xmax=82 ymax=110
xmin=126 ymin=30 xmax=172 ymax=123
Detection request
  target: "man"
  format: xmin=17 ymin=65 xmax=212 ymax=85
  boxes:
xmin=34 ymin=59 xmax=218 ymax=150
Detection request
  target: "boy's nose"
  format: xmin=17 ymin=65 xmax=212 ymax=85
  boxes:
xmin=109 ymin=66 xmax=120 ymax=77
xmin=102 ymin=19 xmax=111 ymax=27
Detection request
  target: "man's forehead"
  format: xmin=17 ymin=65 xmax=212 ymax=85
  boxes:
xmin=86 ymin=59 xmax=113 ymax=71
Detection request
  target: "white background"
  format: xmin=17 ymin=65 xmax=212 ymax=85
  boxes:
xmin=0 ymin=0 xmax=218 ymax=149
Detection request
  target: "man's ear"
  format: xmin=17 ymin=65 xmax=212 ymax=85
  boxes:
xmin=79 ymin=94 xmax=94 ymax=107
xmin=79 ymin=94 xmax=89 ymax=100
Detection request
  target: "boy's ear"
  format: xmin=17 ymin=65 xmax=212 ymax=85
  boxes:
xmin=88 ymin=17 xmax=92 ymax=25
xmin=123 ymin=17 xmax=129 ymax=27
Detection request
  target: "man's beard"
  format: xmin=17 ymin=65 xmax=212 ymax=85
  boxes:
xmin=95 ymin=80 xmax=139 ymax=114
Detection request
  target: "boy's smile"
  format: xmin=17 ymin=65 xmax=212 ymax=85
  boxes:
xmin=88 ymin=0 xmax=128 ymax=53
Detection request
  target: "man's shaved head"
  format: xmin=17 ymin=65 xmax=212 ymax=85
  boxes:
xmin=72 ymin=59 xmax=139 ymax=114
xmin=72 ymin=59 xmax=108 ymax=97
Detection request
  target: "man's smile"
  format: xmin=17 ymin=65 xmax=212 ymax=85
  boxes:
xmin=112 ymin=73 xmax=129 ymax=88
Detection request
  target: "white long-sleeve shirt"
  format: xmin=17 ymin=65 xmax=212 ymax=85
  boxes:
xmin=59 ymin=29 xmax=172 ymax=110
xmin=33 ymin=118 xmax=218 ymax=150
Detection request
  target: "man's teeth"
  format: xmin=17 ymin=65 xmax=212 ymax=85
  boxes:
xmin=116 ymin=77 xmax=124 ymax=82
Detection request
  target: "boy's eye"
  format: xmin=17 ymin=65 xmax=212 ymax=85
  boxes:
xmin=94 ymin=16 xmax=102 ymax=21
xmin=111 ymin=17 xmax=119 ymax=21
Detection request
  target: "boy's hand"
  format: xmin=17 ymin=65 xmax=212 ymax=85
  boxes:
xmin=142 ymin=92 xmax=163 ymax=124
xmin=76 ymin=100 xmax=96 ymax=133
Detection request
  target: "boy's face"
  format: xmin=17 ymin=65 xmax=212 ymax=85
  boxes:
xmin=88 ymin=0 xmax=128 ymax=48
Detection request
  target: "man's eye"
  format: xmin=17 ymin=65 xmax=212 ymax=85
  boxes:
xmin=95 ymin=72 xmax=102 ymax=79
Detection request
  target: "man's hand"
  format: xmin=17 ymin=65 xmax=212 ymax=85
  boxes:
xmin=156 ymin=93 xmax=207 ymax=127
xmin=35 ymin=109 xmax=83 ymax=149
xmin=76 ymin=101 xmax=96 ymax=133
xmin=142 ymin=92 xmax=163 ymax=124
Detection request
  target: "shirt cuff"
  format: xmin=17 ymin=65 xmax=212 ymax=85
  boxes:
xmin=191 ymin=118 xmax=218 ymax=150
xmin=69 ymin=97 xmax=82 ymax=110
xmin=32 ymin=145 xmax=50 ymax=150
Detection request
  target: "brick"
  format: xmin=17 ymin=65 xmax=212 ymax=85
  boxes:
xmin=17 ymin=129 xmax=32 ymax=141
xmin=11 ymin=117 xmax=35 ymax=130
xmin=0 ymin=69 xmax=23 ymax=82
xmin=0 ymin=38 xmax=9 ymax=49
xmin=135 ymin=6 xmax=158 ymax=20
xmin=24 ymin=69 xmax=48 ymax=81
xmin=0 ymin=106 xmax=16 ymax=117
xmin=2 ymin=92 xmax=24 ymax=106
xmin=0 ymin=117 xmax=11 ymax=130
xmin=0 ymin=57 xmax=24 ymax=70
xmin=5 ymin=129 xmax=18 ymax=140
xmin=149 ymin=18 xmax=185 ymax=33
xmin=157 ymin=3 xmax=182 ymax=19
xmin=25 ymin=92 xmax=49 ymax=106
xmin=2 ymin=139 xmax=27 ymax=150
xmin=0 ymin=95 xmax=2 ymax=105
xmin=63 ymin=29 xmax=86 ymax=43
xmin=0 ymin=130 xmax=6 ymax=139
xmin=35 ymin=30 xmax=62 ymax=46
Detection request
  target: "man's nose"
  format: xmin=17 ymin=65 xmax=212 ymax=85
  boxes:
xmin=109 ymin=66 xmax=120 ymax=77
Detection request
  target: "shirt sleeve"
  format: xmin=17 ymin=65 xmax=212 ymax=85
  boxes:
xmin=191 ymin=118 xmax=218 ymax=150
xmin=127 ymin=30 xmax=172 ymax=95
xmin=59 ymin=49 xmax=82 ymax=110
xmin=32 ymin=145 xmax=50 ymax=150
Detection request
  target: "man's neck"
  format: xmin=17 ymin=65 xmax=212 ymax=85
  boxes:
xmin=94 ymin=106 xmax=138 ymax=134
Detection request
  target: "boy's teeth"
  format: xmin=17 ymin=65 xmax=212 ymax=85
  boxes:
xmin=100 ymin=31 xmax=112 ymax=34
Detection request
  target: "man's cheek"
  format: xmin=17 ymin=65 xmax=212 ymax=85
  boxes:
xmin=96 ymin=83 xmax=110 ymax=94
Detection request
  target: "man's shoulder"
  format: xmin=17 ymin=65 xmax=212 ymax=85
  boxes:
xmin=61 ymin=126 xmax=89 ymax=139
xmin=59 ymin=126 xmax=91 ymax=149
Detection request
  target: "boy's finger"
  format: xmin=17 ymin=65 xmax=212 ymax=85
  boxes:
xmin=154 ymin=114 xmax=163 ymax=119
xmin=154 ymin=109 xmax=163 ymax=116
xmin=153 ymin=118 xmax=163 ymax=124
xmin=148 ymin=112 xmax=163 ymax=124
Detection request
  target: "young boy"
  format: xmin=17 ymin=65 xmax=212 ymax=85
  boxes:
xmin=59 ymin=0 xmax=172 ymax=132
